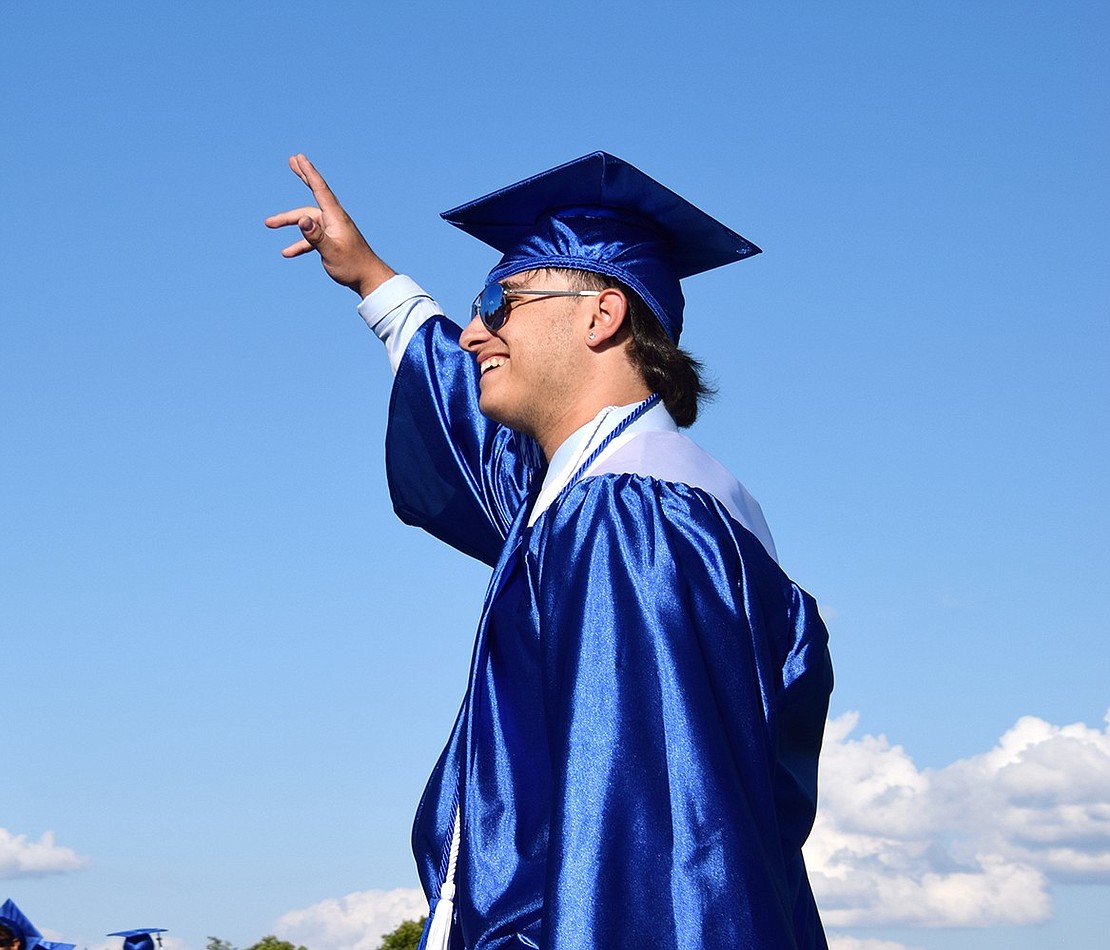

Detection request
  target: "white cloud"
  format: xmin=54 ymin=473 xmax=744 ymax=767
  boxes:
xmin=937 ymin=713 xmax=1110 ymax=882
xmin=270 ymin=710 xmax=1110 ymax=947
xmin=0 ymin=827 xmax=88 ymax=878
xmin=274 ymin=888 xmax=428 ymax=950
xmin=828 ymin=937 xmax=921 ymax=950
xmin=805 ymin=709 xmax=1110 ymax=930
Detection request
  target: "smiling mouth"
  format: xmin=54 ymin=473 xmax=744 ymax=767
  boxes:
xmin=480 ymin=357 xmax=507 ymax=374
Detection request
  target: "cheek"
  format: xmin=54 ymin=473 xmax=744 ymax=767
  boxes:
xmin=531 ymin=318 xmax=578 ymax=370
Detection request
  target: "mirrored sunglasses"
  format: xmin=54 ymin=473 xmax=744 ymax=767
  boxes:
xmin=470 ymin=283 xmax=601 ymax=332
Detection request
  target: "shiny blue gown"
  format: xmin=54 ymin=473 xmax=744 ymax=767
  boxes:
xmin=388 ymin=316 xmax=832 ymax=949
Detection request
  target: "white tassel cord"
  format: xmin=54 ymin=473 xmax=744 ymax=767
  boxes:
xmin=425 ymin=806 xmax=462 ymax=950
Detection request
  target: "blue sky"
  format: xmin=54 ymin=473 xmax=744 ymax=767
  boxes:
xmin=2 ymin=2 xmax=1107 ymax=949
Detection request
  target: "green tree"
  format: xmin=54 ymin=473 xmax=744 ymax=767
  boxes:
xmin=206 ymin=939 xmax=236 ymax=950
xmin=243 ymin=937 xmax=308 ymax=950
xmin=377 ymin=917 xmax=426 ymax=950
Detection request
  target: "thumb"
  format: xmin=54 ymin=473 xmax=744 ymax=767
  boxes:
xmin=298 ymin=214 xmax=322 ymax=244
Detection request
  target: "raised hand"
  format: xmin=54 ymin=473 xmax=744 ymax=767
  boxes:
xmin=265 ymin=154 xmax=396 ymax=298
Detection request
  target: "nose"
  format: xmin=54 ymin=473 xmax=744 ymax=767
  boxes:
xmin=459 ymin=313 xmax=491 ymax=352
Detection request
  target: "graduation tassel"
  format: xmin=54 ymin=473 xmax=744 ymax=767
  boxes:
xmin=426 ymin=805 xmax=461 ymax=950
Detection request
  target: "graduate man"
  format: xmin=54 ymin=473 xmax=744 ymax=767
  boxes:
xmin=267 ymin=151 xmax=833 ymax=950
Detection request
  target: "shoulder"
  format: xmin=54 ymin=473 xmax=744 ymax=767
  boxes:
xmin=591 ymin=430 xmax=734 ymax=489
xmin=586 ymin=431 xmax=778 ymax=562
xmin=534 ymin=472 xmax=774 ymax=583
xmin=532 ymin=473 xmax=829 ymax=695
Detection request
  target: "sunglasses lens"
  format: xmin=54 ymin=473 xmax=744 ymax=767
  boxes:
xmin=478 ymin=283 xmax=508 ymax=331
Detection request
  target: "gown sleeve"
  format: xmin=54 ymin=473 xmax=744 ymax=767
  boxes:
xmin=385 ymin=315 xmax=544 ymax=566
xmin=532 ymin=475 xmax=832 ymax=950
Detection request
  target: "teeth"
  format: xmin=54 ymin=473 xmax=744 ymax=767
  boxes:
xmin=480 ymin=357 xmax=507 ymax=374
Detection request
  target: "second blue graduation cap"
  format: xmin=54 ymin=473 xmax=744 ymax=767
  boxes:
xmin=441 ymin=151 xmax=761 ymax=342
xmin=0 ymin=900 xmax=43 ymax=950
xmin=107 ymin=929 xmax=166 ymax=950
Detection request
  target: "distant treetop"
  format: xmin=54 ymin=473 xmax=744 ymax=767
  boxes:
xmin=378 ymin=917 xmax=426 ymax=950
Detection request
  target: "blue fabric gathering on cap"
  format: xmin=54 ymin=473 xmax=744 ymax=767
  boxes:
xmin=484 ymin=206 xmax=686 ymax=341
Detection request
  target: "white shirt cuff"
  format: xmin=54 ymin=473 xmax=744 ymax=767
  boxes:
xmin=356 ymin=274 xmax=443 ymax=375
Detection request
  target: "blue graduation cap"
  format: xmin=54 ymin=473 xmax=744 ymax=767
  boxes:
xmin=107 ymin=929 xmax=166 ymax=950
xmin=0 ymin=900 xmax=43 ymax=950
xmin=441 ymin=150 xmax=761 ymax=342
xmin=39 ymin=942 xmax=75 ymax=950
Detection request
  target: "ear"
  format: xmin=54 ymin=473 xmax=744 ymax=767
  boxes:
xmin=586 ymin=287 xmax=628 ymax=347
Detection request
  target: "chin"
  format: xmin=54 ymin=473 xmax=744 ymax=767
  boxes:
xmin=478 ymin=391 xmax=533 ymax=437
xmin=478 ymin=390 xmax=510 ymax=425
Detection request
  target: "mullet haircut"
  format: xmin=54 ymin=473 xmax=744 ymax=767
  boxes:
xmin=554 ymin=269 xmax=715 ymax=427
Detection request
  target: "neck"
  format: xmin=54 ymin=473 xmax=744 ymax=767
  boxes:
xmin=537 ymin=381 xmax=652 ymax=460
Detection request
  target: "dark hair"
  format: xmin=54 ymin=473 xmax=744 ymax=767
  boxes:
xmin=555 ymin=269 xmax=714 ymax=427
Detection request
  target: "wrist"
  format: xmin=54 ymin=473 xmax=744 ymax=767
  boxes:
xmin=354 ymin=259 xmax=397 ymax=299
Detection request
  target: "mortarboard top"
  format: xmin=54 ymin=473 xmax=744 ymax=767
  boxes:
xmin=0 ymin=900 xmax=43 ymax=949
xmin=39 ymin=942 xmax=76 ymax=950
xmin=107 ymin=929 xmax=166 ymax=950
xmin=441 ymin=151 xmax=761 ymax=342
